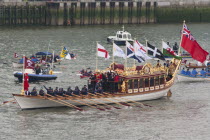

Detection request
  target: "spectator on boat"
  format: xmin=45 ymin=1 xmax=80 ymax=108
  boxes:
xmin=30 ymin=54 xmax=36 ymax=59
xmin=173 ymin=42 xmax=179 ymax=54
xmin=66 ymin=86 xmax=73 ymax=96
xmin=39 ymin=88 xmax=45 ymax=96
xmin=185 ymin=68 xmax=191 ymax=76
xmin=156 ymin=60 xmax=161 ymax=67
xmin=81 ymin=85 xmax=88 ymax=95
xmin=35 ymin=65 xmax=41 ymax=74
xmin=80 ymin=69 xmax=85 ymax=74
xmin=181 ymin=68 xmax=186 ymax=75
xmin=165 ymin=60 xmax=170 ymax=67
xmin=70 ymin=52 xmax=75 ymax=59
xmin=73 ymin=86 xmax=80 ymax=95
xmin=114 ymin=73 xmax=120 ymax=92
xmin=95 ymin=80 xmax=103 ymax=93
xmin=89 ymin=74 xmax=96 ymax=90
xmin=200 ymin=68 xmax=206 ymax=77
xmin=191 ymin=68 xmax=198 ymax=77
xmin=30 ymin=87 xmax=37 ymax=96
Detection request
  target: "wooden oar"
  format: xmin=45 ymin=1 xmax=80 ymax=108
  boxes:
xmin=92 ymin=92 xmax=127 ymax=107
xmin=103 ymin=92 xmax=143 ymax=108
xmin=43 ymin=94 xmax=83 ymax=111
xmin=69 ymin=94 xmax=110 ymax=110
xmin=0 ymin=99 xmax=15 ymax=106
xmin=89 ymin=93 xmax=121 ymax=109
xmin=95 ymin=93 xmax=131 ymax=107
xmin=56 ymin=95 xmax=105 ymax=111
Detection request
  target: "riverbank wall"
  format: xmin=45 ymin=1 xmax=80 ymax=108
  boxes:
xmin=0 ymin=1 xmax=210 ymax=26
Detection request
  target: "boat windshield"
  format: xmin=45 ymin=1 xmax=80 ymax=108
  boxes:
xmin=117 ymin=34 xmax=122 ymax=38
xmin=128 ymin=34 xmax=131 ymax=39
xmin=123 ymin=34 xmax=127 ymax=39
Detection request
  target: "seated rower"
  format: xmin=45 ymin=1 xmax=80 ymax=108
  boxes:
xmin=191 ymin=68 xmax=198 ymax=77
xmin=185 ymin=68 xmax=191 ymax=76
xmin=53 ymin=87 xmax=59 ymax=96
xmin=81 ymin=85 xmax=88 ymax=95
xmin=39 ymin=88 xmax=45 ymax=96
xmin=200 ymin=68 xmax=206 ymax=77
xmin=73 ymin=86 xmax=80 ymax=95
xmin=180 ymin=68 xmax=186 ymax=75
xmin=66 ymin=86 xmax=73 ymax=96
xmin=30 ymin=87 xmax=37 ymax=96
xmin=57 ymin=88 xmax=64 ymax=96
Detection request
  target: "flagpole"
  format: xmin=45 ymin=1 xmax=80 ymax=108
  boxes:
xmin=21 ymin=55 xmax=25 ymax=95
xmin=133 ymin=39 xmax=136 ymax=67
xmin=96 ymin=41 xmax=98 ymax=71
xmin=112 ymin=42 xmax=114 ymax=70
xmin=125 ymin=41 xmax=127 ymax=71
xmin=178 ymin=20 xmax=185 ymax=56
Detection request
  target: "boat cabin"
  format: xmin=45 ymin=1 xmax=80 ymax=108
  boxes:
xmin=119 ymin=71 xmax=166 ymax=94
xmin=116 ymin=31 xmax=132 ymax=40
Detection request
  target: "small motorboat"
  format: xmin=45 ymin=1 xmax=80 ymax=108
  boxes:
xmin=14 ymin=69 xmax=57 ymax=83
xmin=107 ymin=26 xmax=134 ymax=46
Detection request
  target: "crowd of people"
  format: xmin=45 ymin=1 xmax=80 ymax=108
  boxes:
xmin=25 ymin=85 xmax=89 ymax=96
xmin=88 ymin=71 xmax=120 ymax=94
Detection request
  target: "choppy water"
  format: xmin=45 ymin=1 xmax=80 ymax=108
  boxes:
xmin=0 ymin=24 xmax=210 ymax=140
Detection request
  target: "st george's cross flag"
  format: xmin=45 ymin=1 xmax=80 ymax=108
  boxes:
xmin=181 ymin=23 xmax=209 ymax=63
xmin=97 ymin=43 xmax=110 ymax=60
xmin=147 ymin=42 xmax=165 ymax=60
xmin=113 ymin=43 xmax=126 ymax=59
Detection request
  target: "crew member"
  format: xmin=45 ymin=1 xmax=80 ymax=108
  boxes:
xmin=191 ymin=68 xmax=198 ymax=77
xmin=186 ymin=68 xmax=191 ymax=76
xmin=181 ymin=68 xmax=186 ymax=75
xmin=81 ymin=85 xmax=88 ymax=95
xmin=200 ymin=68 xmax=206 ymax=77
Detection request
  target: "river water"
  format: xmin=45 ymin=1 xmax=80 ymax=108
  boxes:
xmin=0 ymin=23 xmax=210 ymax=140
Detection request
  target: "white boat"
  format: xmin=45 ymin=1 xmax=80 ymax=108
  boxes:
xmin=13 ymin=58 xmax=181 ymax=110
xmin=107 ymin=26 xmax=134 ymax=46
xmin=177 ymin=74 xmax=210 ymax=82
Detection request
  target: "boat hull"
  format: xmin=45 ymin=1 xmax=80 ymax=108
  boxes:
xmin=13 ymin=88 xmax=170 ymax=110
xmin=177 ymin=74 xmax=210 ymax=82
xmin=107 ymin=37 xmax=133 ymax=46
xmin=14 ymin=72 xmax=57 ymax=82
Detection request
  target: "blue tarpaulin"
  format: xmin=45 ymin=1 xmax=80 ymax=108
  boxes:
xmin=35 ymin=52 xmax=52 ymax=56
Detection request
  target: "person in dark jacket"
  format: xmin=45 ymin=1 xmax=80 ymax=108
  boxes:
xmin=30 ymin=87 xmax=37 ymax=96
xmin=73 ymin=86 xmax=80 ymax=95
xmin=81 ymin=85 xmax=88 ymax=95
xmin=66 ymin=86 xmax=73 ymax=96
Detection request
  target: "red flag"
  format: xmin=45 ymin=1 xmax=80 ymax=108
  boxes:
xmin=24 ymin=73 xmax=29 ymax=91
xmin=181 ymin=23 xmax=209 ymax=63
xmin=14 ymin=53 xmax=18 ymax=58
xmin=24 ymin=57 xmax=35 ymax=69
